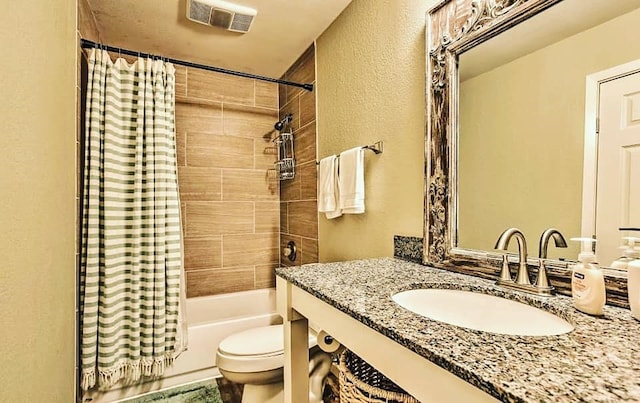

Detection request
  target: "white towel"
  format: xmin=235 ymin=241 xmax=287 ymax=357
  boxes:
xmin=338 ymin=147 xmax=365 ymax=214
xmin=317 ymin=155 xmax=342 ymax=219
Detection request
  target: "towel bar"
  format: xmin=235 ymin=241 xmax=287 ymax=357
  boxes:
xmin=316 ymin=141 xmax=384 ymax=165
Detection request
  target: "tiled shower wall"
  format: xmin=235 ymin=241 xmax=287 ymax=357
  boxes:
xmin=78 ymin=4 xmax=281 ymax=298
xmin=175 ymin=70 xmax=281 ymax=297
xmin=79 ymin=1 xmax=316 ymax=299
xmin=279 ymin=45 xmax=319 ymax=267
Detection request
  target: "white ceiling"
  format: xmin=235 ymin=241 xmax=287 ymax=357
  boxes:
xmin=459 ymin=0 xmax=640 ymax=81
xmin=87 ymin=0 xmax=353 ymax=78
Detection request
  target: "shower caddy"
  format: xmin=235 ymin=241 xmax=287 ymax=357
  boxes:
xmin=274 ymin=113 xmax=295 ymax=180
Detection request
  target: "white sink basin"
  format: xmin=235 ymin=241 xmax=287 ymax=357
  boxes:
xmin=392 ymin=288 xmax=573 ymax=336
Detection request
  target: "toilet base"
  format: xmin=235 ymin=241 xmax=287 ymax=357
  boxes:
xmin=218 ymin=345 xmax=332 ymax=403
xmin=242 ymin=382 xmax=284 ymax=403
xmin=238 ymin=348 xmax=332 ymax=403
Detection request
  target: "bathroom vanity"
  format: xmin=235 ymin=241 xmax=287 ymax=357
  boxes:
xmin=276 ymin=258 xmax=640 ymax=402
xmin=275 ymin=0 xmax=640 ymax=399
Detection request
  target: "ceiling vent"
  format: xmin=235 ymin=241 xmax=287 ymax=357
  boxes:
xmin=187 ymin=0 xmax=257 ymax=33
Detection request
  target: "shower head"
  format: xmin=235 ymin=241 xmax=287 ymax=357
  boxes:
xmin=274 ymin=114 xmax=293 ymax=131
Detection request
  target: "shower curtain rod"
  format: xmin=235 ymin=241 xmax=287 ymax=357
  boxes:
xmin=79 ymin=39 xmax=314 ymax=92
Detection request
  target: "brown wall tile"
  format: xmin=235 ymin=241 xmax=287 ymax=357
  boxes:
xmin=279 ymin=96 xmax=300 ymax=131
xmin=294 ymin=122 xmax=317 ymax=165
xmin=280 ymin=202 xmax=288 ymax=233
xmin=176 ymin=102 xmax=222 ymax=134
xmin=186 ymin=267 xmax=254 ymax=297
xmin=288 ymin=201 xmax=318 ymax=239
xmin=184 ymin=237 xmax=222 ymax=271
xmin=178 ymin=167 xmax=222 ymax=201
xmin=255 ymin=140 xmax=277 ymax=169
xmin=299 ymin=162 xmax=317 ymax=200
xmin=256 ymin=264 xmax=279 ymax=289
xmin=175 ymin=65 xmax=187 ymax=97
xmin=188 ymin=69 xmax=254 ymax=106
xmin=223 ymin=104 xmax=278 ymax=139
xmin=255 ymin=81 xmax=279 ymax=110
xmin=186 ymin=68 xmax=223 ymax=102
xmin=278 ymin=84 xmax=288 ymax=109
xmin=176 ymin=131 xmax=186 ymax=166
xmin=287 ymin=46 xmax=315 ymax=83
xmin=301 ymin=237 xmax=318 ymax=265
xmin=299 ymin=90 xmax=316 ymax=129
xmin=187 ymin=133 xmax=254 ymax=169
xmin=280 ymin=171 xmax=301 ymax=201
xmin=223 ymin=169 xmax=279 ymax=201
xmin=185 ymin=202 xmax=254 ymax=237
xmin=266 ymin=169 xmax=280 ymax=196
xmin=285 ymin=47 xmax=315 ymax=103
xmin=223 ymin=233 xmax=279 ymax=267
xmin=255 ymin=202 xmax=279 ymax=233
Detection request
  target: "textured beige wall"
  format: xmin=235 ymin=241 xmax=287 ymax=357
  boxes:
xmin=0 ymin=0 xmax=77 ymax=401
xmin=458 ymin=8 xmax=640 ymax=259
xmin=316 ymin=0 xmax=439 ymax=262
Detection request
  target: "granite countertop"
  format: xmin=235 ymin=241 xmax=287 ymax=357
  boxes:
xmin=276 ymin=258 xmax=640 ymax=402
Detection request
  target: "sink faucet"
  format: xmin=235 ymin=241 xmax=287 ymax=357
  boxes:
xmin=494 ymin=228 xmax=530 ymax=286
xmin=537 ymin=228 xmax=567 ymax=293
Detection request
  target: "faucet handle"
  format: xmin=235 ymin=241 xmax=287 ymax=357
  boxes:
xmin=498 ymin=254 xmax=513 ymax=282
xmin=535 ymin=258 xmax=555 ymax=295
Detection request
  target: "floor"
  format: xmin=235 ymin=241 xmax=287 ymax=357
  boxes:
xmin=216 ymin=373 xmax=340 ymax=403
xmin=215 ymin=377 xmax=243 ymax=403
xmin=122 ymin=379 xmax=223 ymax=403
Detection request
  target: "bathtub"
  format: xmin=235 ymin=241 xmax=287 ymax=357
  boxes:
xmin=83 ymin=288 xmax=281 ymax=403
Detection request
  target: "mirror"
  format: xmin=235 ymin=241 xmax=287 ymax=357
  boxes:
xmin=425 ymin=0 xmax=639 ymax=305
xmin=457 ymin=0 xmax=640 ymax=266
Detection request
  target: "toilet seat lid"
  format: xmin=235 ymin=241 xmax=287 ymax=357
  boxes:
xmin=218 ymin=324 xmax=318 ymax=357
xmin=219 ymin=325 xmax=284 ymax=357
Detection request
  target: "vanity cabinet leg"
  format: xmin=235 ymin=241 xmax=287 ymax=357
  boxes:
xmin=284 ymin=318 xmax=309 ymax=403
xmin=277 ymin=277 xmax=310 ymax=403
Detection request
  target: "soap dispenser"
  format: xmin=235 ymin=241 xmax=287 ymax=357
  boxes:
xmin=570 ymin=238 xmax=605 ymax=316
xmin=628 ymin=258 xmax=640 ymax=320
xmin=611 ymin=236 xmax=640 ymax=270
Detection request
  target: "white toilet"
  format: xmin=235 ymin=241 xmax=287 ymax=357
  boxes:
xmin=216 ymin=324 xmax=332 ymax=403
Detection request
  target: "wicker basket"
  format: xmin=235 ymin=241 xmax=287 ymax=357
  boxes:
xmin=338 ymin=350 xmax=420 ymax=403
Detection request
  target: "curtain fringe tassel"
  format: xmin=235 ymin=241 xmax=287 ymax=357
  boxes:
xmin=81 ymin=353 xmax=178 ymax=391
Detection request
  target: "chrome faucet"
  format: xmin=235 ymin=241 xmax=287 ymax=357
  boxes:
xmin=537 ymin=228 xmax=567 ymax=294
xmin=494 ymin=227 xmax=562 ymax=296
xmin=494 ymin=228 xmax=530 ymax=286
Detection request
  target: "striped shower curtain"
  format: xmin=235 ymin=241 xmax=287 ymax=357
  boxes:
xmin=80 ymin=49 xmax=187 ymax=390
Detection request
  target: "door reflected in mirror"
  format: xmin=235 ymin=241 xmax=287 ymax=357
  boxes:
xmin=457 ymin=0 xmax=640 ymax=267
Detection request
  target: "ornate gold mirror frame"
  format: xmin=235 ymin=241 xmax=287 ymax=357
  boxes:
xmin=423 ymin=0 xmax=629 ymax=306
